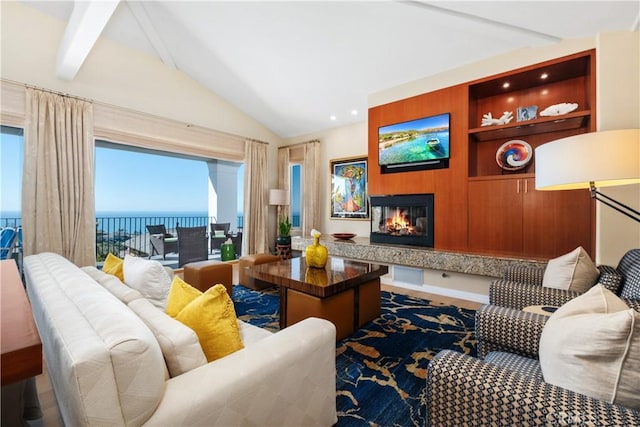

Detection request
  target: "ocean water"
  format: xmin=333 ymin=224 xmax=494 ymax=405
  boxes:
xmin=0 ymin=211 xmax=244 ymax=234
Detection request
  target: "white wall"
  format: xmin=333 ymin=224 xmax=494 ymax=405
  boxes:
xmin=0 ymin=2 xmax=281 ymax=146
xmin=595 ymin=31 xmax=640 ymax=265
xmin=286 ymin=121 xmax=370 ymax=237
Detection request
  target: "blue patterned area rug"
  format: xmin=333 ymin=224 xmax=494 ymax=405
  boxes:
xmin=232 ymin=285 xmax=477 ymax=427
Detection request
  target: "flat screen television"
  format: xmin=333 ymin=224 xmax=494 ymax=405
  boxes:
xmin=378 ymin=112 xmax=450 ymax=173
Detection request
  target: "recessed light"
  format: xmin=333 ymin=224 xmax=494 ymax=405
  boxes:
xmin=502 ymin=82 xmax=510 ymax=89
xmin=330 ymin=115 xmax=337 ymax=121
xmin=351 ymin=110 xmax=358 ymax=116
xmin=540 ymin=73 xmax=549 ymax=79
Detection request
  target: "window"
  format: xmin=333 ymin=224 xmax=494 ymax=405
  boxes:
xmin=290 ymin=163 xmax=302 ymax=228
xmin=0 ymin=126 xmax=24 ymax=228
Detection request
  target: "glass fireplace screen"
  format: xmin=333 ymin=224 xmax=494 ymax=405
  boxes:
xmin=370 ymin=194 xmax=434 ymax=247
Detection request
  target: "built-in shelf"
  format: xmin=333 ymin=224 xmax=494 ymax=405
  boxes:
xmin=469 ymin=110 xmax=590 ymax=142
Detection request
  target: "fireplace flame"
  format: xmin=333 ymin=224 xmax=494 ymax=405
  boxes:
xmin=384 ymin=209 xmax=414 ymax=234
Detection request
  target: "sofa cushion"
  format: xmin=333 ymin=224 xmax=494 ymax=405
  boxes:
xmin=539 ymin=285 xmax=640 ymax=409
xmin=542 ymin=246 xmax=599 ymax=292
xmin=128 ymin=298 xmax=207 ymax=377
xmin=82 ymin=266 xmax=143 ymax=304
xmin=165 ymin=276 xmax=202 ymax=318
xmin=123 ymin=255 xmax=172 ymax=309
xmin=238 ymin=319 xmax=273 ymax=346
xmin=102 ymin=253 xmax=124 ymax=281
xmin=175 ymin=284 xmax=244 ymax=362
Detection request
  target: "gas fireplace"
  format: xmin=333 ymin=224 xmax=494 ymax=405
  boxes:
xmin=370 ymin=194 xmax=434 ymax=247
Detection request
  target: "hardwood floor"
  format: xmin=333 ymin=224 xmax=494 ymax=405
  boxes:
xmin=30 ymin=280 xmax=480 ymax=426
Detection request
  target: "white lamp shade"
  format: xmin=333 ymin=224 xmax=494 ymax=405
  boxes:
xmin=535 ymin=129 xmax=640 ymax=190
xmin=268 ymin=189 xmax=289 ymax=206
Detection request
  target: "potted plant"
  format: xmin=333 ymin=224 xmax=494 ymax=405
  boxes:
xmin=277 ymin=215 xmax=292 ymax=245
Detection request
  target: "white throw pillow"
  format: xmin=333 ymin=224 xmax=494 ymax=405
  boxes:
xmin=128 ymin=298 xmax=207 ymax=377
xmin=123 ymin=255 xmax=172 ymax=309
xmin=542 ymin=246 xmax=599 ymax=292
xmin=539 ymin=285 xmax=640 ymax=409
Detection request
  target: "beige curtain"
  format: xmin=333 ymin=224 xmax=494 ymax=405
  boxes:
xmin=23 ymin=88 xmax=96 ymax=266
xmin=277 ymin=147 xmax=291 ymax=220
xmin=302 ymin=140 xmax=320 ymax=236
xmin=243 ymin=140 xmax=269 ymax=255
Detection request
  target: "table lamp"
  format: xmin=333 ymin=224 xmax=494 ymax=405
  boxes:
xmin=535 ymin=129 xmax=640 ymax=222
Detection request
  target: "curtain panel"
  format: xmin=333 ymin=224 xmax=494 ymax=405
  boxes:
xmin=23 ymin=88 xmax=96 ymax=266
xmin=277 ymin=147 xmax=291 ymax=221
xmin=243 ymin=140 xmax=269 ymax=255
xmin=277 ymin=140 xmax=320 ymax=236
xmin=302 ymin=141 xmax=320 ymax=236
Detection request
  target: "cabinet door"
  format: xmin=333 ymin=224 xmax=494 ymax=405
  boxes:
xmin=522 ymin=178 xmax=593 ymax=258
xmin=468 ymin=179 xmax=523 ymax=255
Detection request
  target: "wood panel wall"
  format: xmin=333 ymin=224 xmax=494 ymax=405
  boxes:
xmin=368 ymin=84 xmax=469 ymax=251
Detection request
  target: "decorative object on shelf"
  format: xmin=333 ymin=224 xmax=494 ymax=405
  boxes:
xmin=496 ymin=140 xmax=533 ymax=171
xmin=305 ymin=229 xmax=328 ymax=268
xmin=516 ymin=105 xmax=538 ymax=122
xmin=269 ymin=188 xmax=292 ymax=259
xmin=330 ymin=156 xmax=369 ymax=219
xmin=539 ymin=102 xmax=579 ymax=117
xmin=332 ymin=233 xmax=356 ymax=240
xmin=481 ymin=111 xmax=513 ymax=126
xmin=536 ymin=129 xmax=640 ymax=223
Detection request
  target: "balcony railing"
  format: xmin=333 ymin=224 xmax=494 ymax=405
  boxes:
xmin=1 ymin=215 xmax=244 ymax=262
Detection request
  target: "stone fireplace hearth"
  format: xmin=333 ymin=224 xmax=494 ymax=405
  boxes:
xmin=370 ymin=194 xmax=434 ymax=247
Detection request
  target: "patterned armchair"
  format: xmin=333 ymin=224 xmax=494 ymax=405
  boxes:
xmin=426 ymin=305 xmax=640 ymax=426
xmin=490 ymin=248 xmax=640 ymax=310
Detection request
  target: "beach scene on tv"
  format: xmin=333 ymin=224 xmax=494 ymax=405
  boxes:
xmin=378 ymin=113 xmax=450 ymax=166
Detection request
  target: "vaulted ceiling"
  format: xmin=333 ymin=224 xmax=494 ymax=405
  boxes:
xmin=23 ymin=1 xmax=640 ymax=138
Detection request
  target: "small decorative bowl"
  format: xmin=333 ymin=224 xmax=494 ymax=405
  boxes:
xmin=331 ymin=233 xmax=356 ymax=240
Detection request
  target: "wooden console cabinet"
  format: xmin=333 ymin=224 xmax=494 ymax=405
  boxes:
xmin=468 ymin=176 xmax=593 ymax=258
xmin=467 ymin=50 xmax=596 ymax=258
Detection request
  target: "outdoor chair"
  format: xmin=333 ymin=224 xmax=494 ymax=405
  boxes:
xmin=489 ymin=248 xmax=640 ymax=310
xmin=0 ymin=227 xmax=18 ymax=260
xmin=209 ymin=222 xmax=231 ymax=253
xmin=146 ymin=224 xmax=178 ymax=260
xmin=426 ymin=302 xmax=640 ymax=426
xmin=177 ymin=226 xmax=208 ymax=267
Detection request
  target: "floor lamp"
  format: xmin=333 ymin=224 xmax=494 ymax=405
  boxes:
xmin=535 ymin=129 xmax=640 ymax=222
xmin=268 ymin=189 xmax=291 ymax=258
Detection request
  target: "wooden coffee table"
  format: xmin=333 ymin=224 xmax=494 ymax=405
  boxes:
xmin=247 ymin=256 xmax=388 ymax=340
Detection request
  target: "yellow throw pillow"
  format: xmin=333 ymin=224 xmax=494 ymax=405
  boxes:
xmin=175 ymin=284 xmax=244 ymax=362
xmin=165 ymin=276 xmax=202 ymax=318
xmin=103 ymin=253 xmax=124 ymax=281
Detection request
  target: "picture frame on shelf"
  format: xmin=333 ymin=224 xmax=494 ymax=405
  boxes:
xmin=330 ymin=156 xmax=369 ymax=220
xmin=517 ymin=105 xmax=538 ymax=122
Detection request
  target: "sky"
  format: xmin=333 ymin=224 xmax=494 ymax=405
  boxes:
xmin=1 ymin=129 xmax=244 ymax=215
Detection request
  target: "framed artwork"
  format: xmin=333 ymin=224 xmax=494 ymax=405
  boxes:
xmin=330 ymin=156 xmax=369 ymax=220
xmin=516 ymin=105 xmax=538 ymax=122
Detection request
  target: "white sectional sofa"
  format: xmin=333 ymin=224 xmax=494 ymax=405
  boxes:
xmin=24 ymin=252 xmax=337 ymax=426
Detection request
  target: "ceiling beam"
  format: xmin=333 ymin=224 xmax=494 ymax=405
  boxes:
xmin=401 ymin=1 xmax=561 ymax=44
xmin=57 ymin=0 xmax=120 ymax=81
xmin=126 ymin=1 xmax=177 ymax=70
